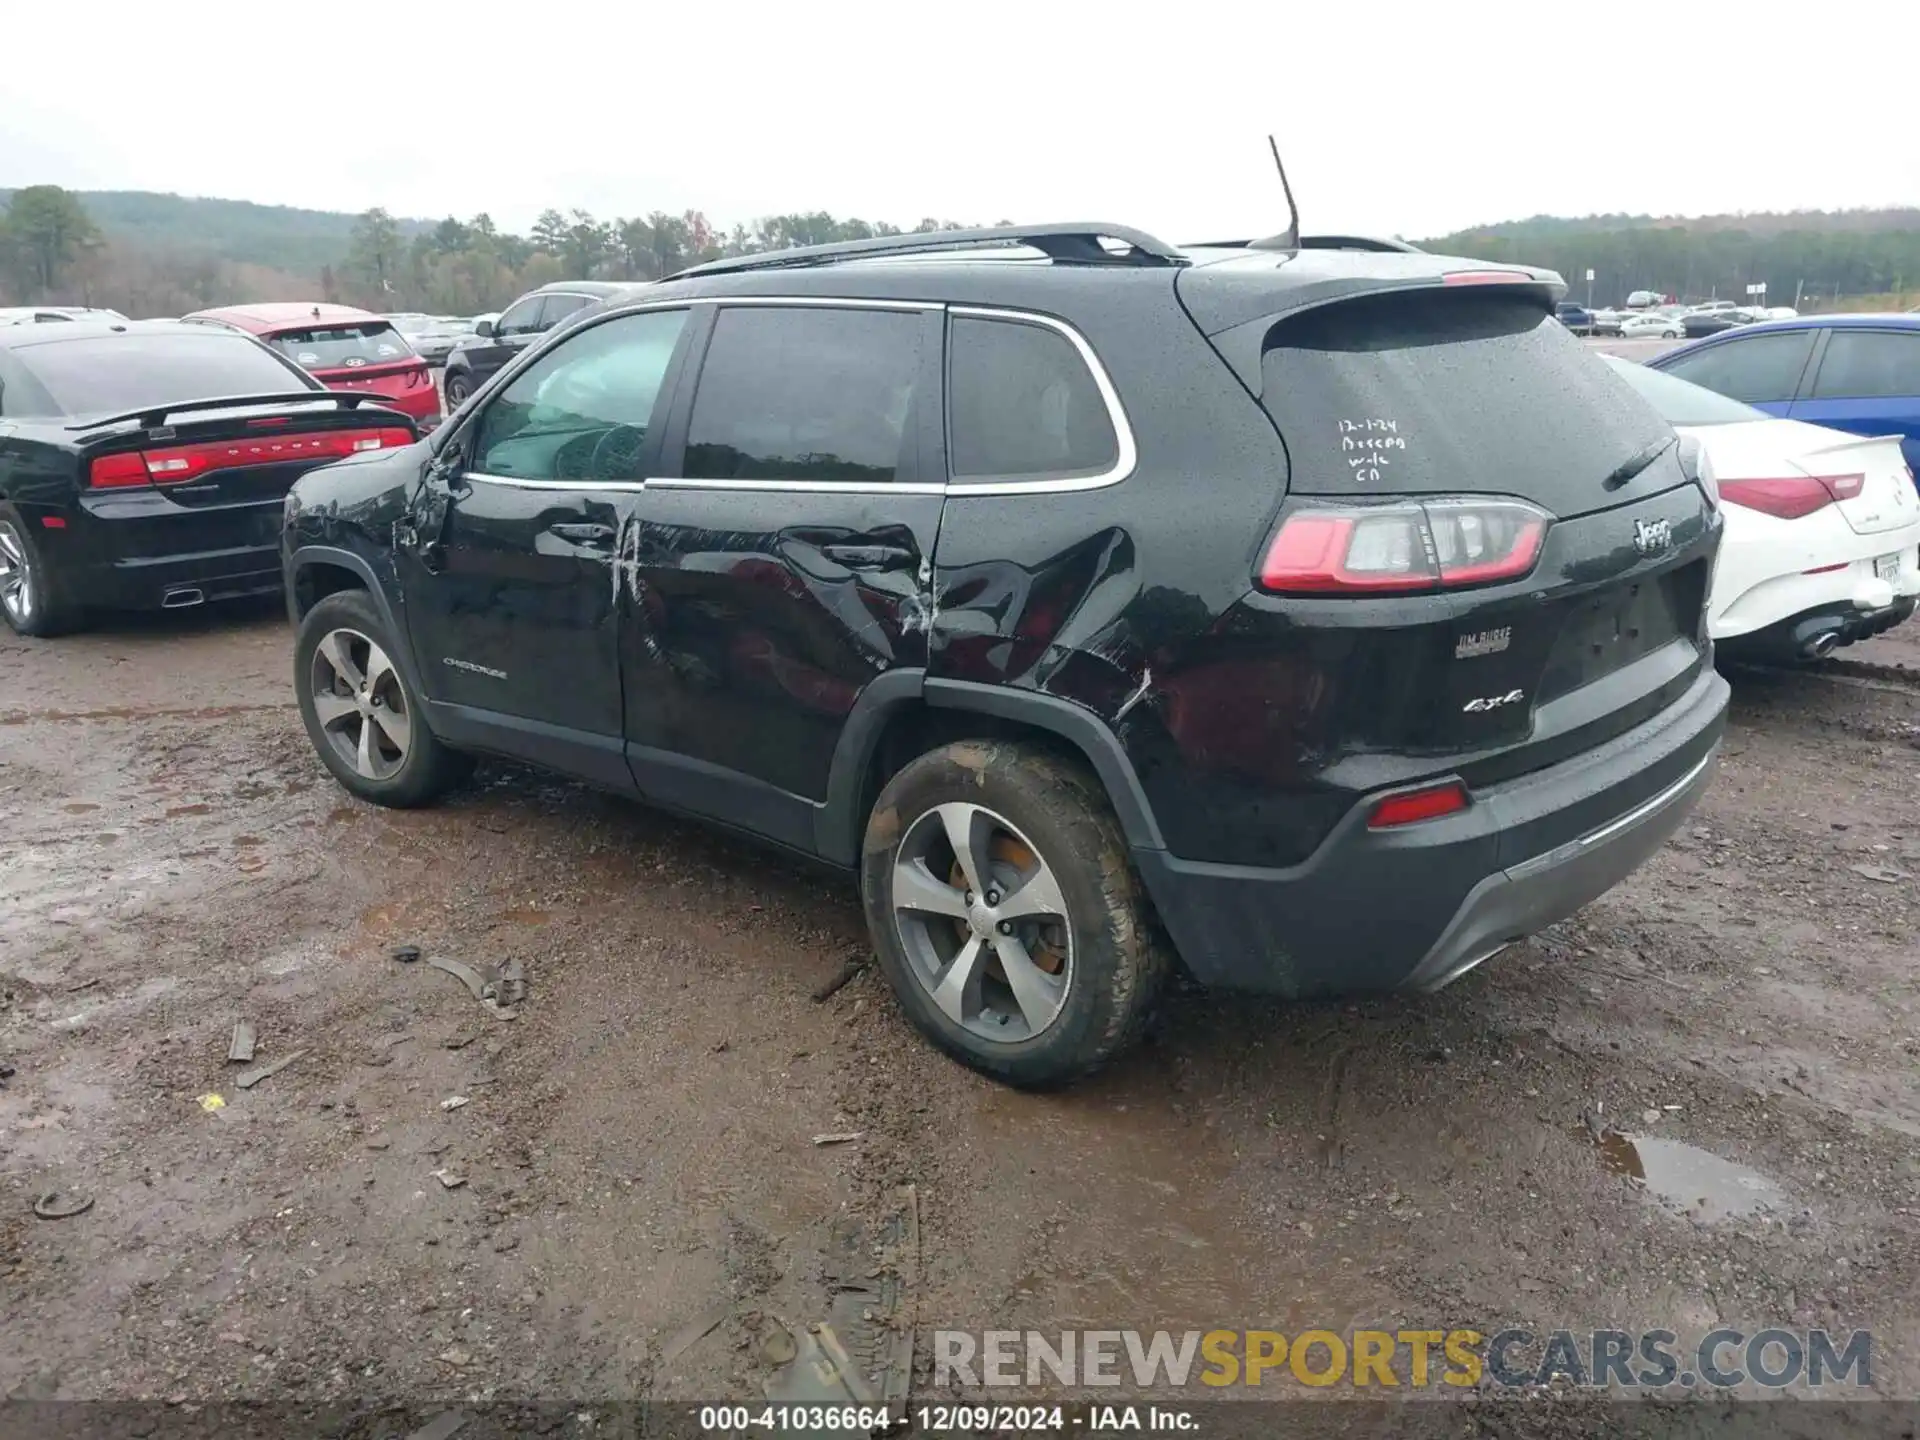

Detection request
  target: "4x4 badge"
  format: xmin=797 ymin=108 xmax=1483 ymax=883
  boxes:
xmin=1633 ymin=517 xmax=1673 ymax=556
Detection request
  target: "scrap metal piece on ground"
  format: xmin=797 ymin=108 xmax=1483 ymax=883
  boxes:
xmin=234 ymin=1048 xmax=309 ymax=1090
xmin=427 ymin=956 xmax=489 ymax=1001
xmin=426 ymin=955 xmax=520 ymax=1020
xmin=33 ymin=1191 xmax=93 ymax=1220
xmin=228 ymin=1020 xmax=256 ymax=1063
xmin=811 ymin=1132 xmax=863 ymax=1146
xmin=440 ymin=1095 xmax=469 ymax=1112
xmin=762 ymin=1187 xmax=917 ymax=1429
xmin=406 ymin=1413 xmax=469 ymax=1440
xmin=391 ymin=944 xmax=422 ymax=964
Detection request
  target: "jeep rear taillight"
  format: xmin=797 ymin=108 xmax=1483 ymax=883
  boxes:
xmin=1258 ymin=498 xmax=1550 ymax=595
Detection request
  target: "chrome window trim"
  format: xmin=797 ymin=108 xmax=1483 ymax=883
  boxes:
xmin=648 ymin=477 xmax=947 ymax=496
xmin=461 ymin=298 xmax=1135 ymax=498
xmin=465 ymin=472 xmax=649 ymax=493
xmin=943 ymin=304 xmax=1137 ymax=496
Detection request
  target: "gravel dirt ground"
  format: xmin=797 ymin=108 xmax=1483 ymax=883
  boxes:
xmin=4 ymin=592 xmax=1919 ymax=1433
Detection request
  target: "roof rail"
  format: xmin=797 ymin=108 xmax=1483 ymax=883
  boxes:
xmin=1182 ymin=234 xmax=1424 ymax=255
xmin=664 ymin=223 xmax=1186 ymax=281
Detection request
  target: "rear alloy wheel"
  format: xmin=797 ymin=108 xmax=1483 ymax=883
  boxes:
xmin=0 ymin=509 xmax=83 ymax=638
xmin=294 ymin=589 xmax=469 ymax=806
xmin=862 ymin=741 xmax=1168 ymax=1087
xmin=444 ymin=372 xmax=472 ymax=407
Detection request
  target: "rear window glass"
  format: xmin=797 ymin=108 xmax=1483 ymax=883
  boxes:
xmin=1259 ymin=291 xmax=1671 ymax=496
xmin=267 ymin=323 xmax=414 ymax=369
xmin=8 ymin=332 xmax=313 ymax=416
xmin=1601 ymin=355 xmax=1766 ymax=426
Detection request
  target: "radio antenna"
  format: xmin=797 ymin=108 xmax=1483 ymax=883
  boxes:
xmin=1259 ymin=135 xmax=1300 ymax=251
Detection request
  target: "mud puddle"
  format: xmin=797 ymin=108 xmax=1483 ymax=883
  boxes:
xmin=1590 ymin=1128 xmax=1791 ymax=1223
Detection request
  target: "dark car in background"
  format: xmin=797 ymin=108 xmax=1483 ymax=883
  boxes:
xmin=1555 ymin=302 xmax=1596 ymax=335
xmin=439 ymin=281 xmax=636 ymax=408
xmin=1681 ymin=308 xmax=1762 ymax=339
xmin=1650 ymin=314 xmax=1920 ymax=474
xmin=280 ymin=222 xmax=1726 ymax=1085
xmin=182 ymin=303 xmax=440 ymax=430
xmin=0 ymin=320 xmax=415 ymax=635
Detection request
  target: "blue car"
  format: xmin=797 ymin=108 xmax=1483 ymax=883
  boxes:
xmin=1647 ymin=314 xmax=1920 ymax=478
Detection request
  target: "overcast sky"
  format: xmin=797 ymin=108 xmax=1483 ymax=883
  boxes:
xmin=5 ymin=1 xmax=1914 ymax=241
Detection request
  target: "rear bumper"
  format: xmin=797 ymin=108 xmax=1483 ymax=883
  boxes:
xmin=31 ymin=494 xmax=284 ymax=611
xmin=1134 ymin=665 xmax=1728 ymax=997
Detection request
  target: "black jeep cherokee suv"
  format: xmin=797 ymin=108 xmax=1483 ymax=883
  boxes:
xmin=282 ymin=222 xmax=1727 ymax=1086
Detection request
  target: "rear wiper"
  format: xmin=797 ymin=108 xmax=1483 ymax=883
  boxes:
xmin=1602 ymin=436 xmax=1675 ymax=491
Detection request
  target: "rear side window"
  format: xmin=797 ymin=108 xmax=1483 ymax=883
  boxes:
xmin=1260 ymin=290 xmax=1671 ymax=497
xmin=1601 ymin=355 xmax=1766 ymax=426
xmin=683 ymin=307 xmax=924 ymax=485
xmin=268 ymin=323 xmax=414 ymax=369
xmin=948 ymin=316 xmax=1118 ymax=482
xmin=1810 ymin=330 xmax=1920 ymax=399
xmin=7 ymin=332 xmax=314 ymax=416
xmin=1660 ymin=329 xmax=1815 ymax=403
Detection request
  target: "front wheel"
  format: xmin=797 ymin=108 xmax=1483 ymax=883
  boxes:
xmin=293 ymin=589 xmax=469 ymax=807
xmin=861 ymin=741 xmax=1169 ymax=1088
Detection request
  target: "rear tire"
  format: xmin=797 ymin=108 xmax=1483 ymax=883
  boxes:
xmin=860 ymin=740 xmax=1169 ymax=1088
xmin=0 ymin=506 xmax=86 ymax=638
xmin=293 ymin=589 xmax=470 ymax=807
xmin=444 ymin=371 xmax=472 ymax=408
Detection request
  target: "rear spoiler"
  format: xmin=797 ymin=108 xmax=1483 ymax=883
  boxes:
xmin=1182 ymin=261 xmax=1567 ymax=398
xmin=67 ymin=391 xmax=403 ymax=433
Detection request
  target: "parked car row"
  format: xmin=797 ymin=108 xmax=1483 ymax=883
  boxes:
xmin=4 ymin=224 xmax=1912 ymax=1088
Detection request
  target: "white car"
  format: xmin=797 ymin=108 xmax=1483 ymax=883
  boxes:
xmin=1619 ymin=311 xmax=1684 ymax=339
xmin=1605 ymin=356 xmax=1920 ymax=660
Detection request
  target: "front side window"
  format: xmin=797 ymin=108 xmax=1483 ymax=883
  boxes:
xmin=683 ymin=307 xmax=924 ymax=485
xmin=472 ymin=308 xmax=689 ymax=482
xmin=494 ymin=297 xmax=546 ymax=337
xmin=948 ymin=315 xmax=1119 ymax=482
xmin=1661 ymin=330 xmax=1816 ymax=404
xmin=1810 ymin=330 xmax=1920 ymax=400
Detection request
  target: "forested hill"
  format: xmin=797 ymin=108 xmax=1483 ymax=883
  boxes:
xmin=1417 ymin=208 xmax=1920 ymax=306
xmin=0 ymin=188 xmax=431 ymax=272
xmin=5 ymin=184 xmax=1916 ymax=315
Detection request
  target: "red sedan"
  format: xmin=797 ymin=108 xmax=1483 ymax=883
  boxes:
xmin=182 ymin=303 xmax=440 ymax=429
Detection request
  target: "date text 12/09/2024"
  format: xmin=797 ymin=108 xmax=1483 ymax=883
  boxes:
xmin=696 ymin=1405 xmax=1195 ymax=1432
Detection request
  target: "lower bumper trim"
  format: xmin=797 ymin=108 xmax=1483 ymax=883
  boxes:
xmin=1401 ymin=746 xmax=1718 ymax=993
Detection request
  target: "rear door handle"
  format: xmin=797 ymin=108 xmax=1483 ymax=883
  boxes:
xmin=551 ymin=522 xmax=616 ymax=548
xmin=819 ymin=542 xmax=914 ymax=567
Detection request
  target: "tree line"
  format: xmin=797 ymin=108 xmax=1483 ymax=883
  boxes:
xmin=1422 ymin=215 xmax=1920 ymax=309
xmin=5 ymin=183 xmax=1918 ymax=318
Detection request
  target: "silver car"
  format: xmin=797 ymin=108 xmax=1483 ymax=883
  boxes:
xmin=386 ymin=314 xmax=474 ymax=366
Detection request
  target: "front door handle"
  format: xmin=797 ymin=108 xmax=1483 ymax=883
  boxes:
xmin=819 ymin=542 xmax=914 ymax=568
xmin=551 ymin=522 xmax=616 ymax=548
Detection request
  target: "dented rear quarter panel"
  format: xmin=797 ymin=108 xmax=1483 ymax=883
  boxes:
xmin=927 ymin=281 xmax=1295 ymax=864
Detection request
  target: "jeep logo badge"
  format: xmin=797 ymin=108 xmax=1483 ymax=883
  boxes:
xmin=1633 ymin=517 xmax=1673 ymax=556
